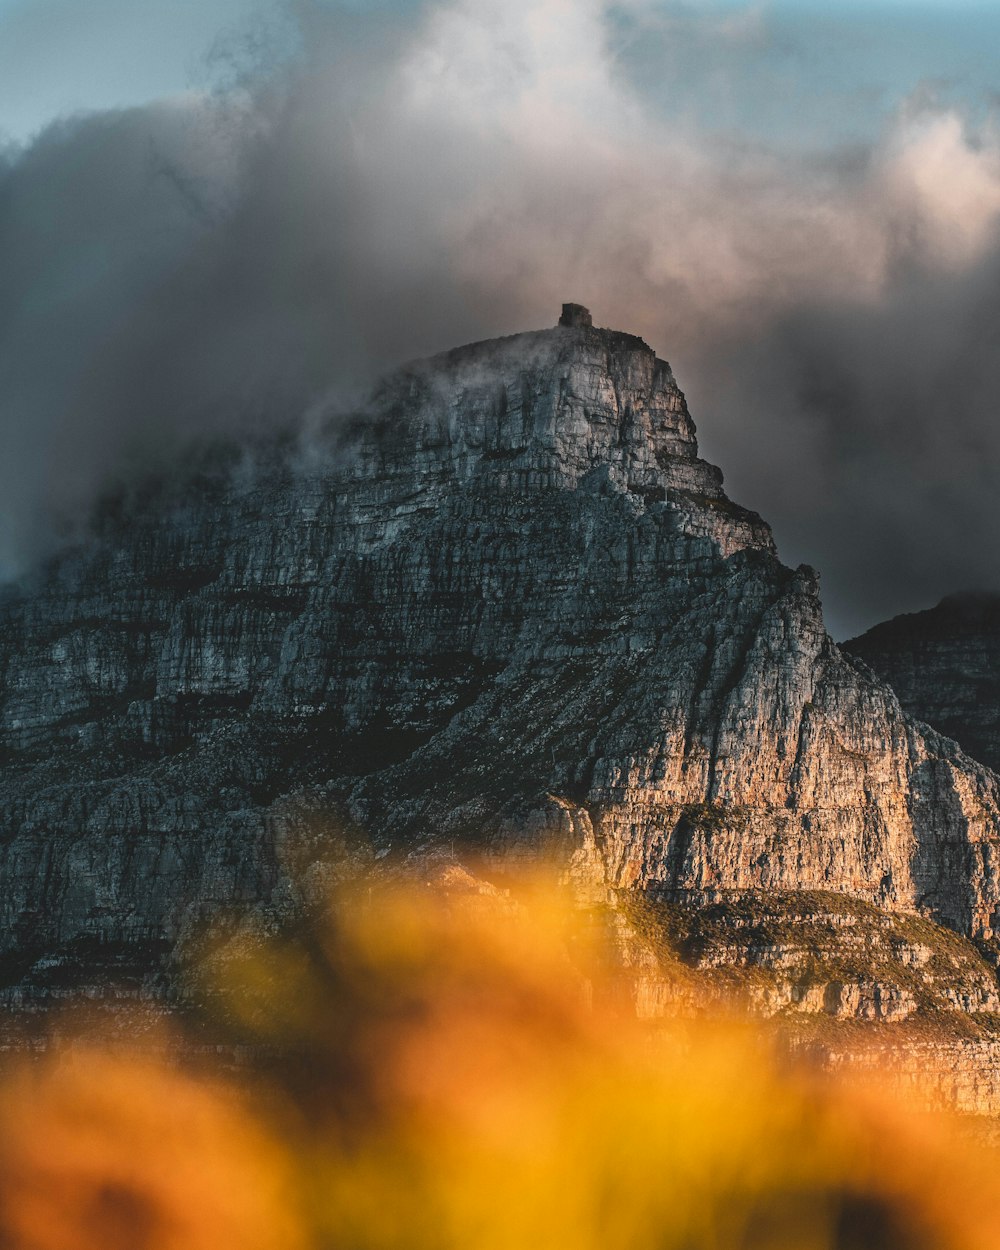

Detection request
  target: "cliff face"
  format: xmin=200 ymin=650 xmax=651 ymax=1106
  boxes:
xmin=3 ymin=320 xmax=1000 ymax=1000
xmin=845 ymin=593 xmax=1000 ymax=775
xmin=619 ymin=887 xmax=1000 ymax=1026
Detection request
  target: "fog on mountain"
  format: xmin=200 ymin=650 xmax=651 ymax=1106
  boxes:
xmin=2 ymin=0 xmax=1000 ymax=634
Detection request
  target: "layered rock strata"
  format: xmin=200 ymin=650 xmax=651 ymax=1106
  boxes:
xmin=845 ymin=593 xmax=1000 ymax=774
xmin=615 ymin=887 xmax=1000 ymax=1116
xmin=819 ymin=1040 xmax=1000 ymax=1118
xmin=619 ymin=888 xmax=1000 ymax=1025
xmin=3 ymin=318 xmax=1000 ymax=1002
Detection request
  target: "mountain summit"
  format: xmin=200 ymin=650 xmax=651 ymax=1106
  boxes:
xmin=2 ymin=312 xmax=1000 ymax=1001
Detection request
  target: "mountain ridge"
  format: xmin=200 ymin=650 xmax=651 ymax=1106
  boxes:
xmin=845 ymin=591 xmax=1000 ymax=776
xmin=2 ymin=313 xmax=1000 ymax=1009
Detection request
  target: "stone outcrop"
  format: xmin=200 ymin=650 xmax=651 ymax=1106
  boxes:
xmin=845 ymin=592 xmax=1000 ymax=774
xmin=559 ymin=303 xmax=593 ymax=329
xmin=612 ymin=886 xmax=1000 ymax=1115
xmin=618 ymin=888 xmax=1000 ymax=1025
xmin=3 ymin=318 xmax=1000 ymax=1003
xmin=818 ymin=1039 xmax=1000 ymax=1118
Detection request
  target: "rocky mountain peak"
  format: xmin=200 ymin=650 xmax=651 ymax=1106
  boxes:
xmin=558 ymin=302 xmax=593 ymax=328
xmin=3 ymin=315 xmax=1000 ymax=1009
xmin=354 ymin=313 xmax=773 ymax=560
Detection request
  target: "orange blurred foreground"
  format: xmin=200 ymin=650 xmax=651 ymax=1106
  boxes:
xmin=0 ymin=1044 xmax=304 ymax=1250
xmin=1 ymin=871 xmax=999 ymax=1250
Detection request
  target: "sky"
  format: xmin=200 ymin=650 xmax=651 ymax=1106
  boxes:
xmin=2 ymin=0 xmax=1000 ymax=636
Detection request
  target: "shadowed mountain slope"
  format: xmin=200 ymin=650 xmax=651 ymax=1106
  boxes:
xmin=845 ymin=593 xmax=1000 ymax=776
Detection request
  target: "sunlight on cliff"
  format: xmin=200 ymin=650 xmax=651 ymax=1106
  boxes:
xmin=3 ymin=871 xmax=1000 ymax=1249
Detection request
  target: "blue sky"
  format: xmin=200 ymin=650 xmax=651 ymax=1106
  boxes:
xmin=610 ymin=0 xmax=1000 ymax=149
xmin=0 ymin=0 xmax=269 ymax=143
xmin=3 ymin=0 xmax=1000 ymax=148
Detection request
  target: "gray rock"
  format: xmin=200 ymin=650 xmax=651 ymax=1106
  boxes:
xmin=844 ymin=592 xmax=1000 ymax=773
xmin=3 ymin=321 xmax=1000 ymax=1003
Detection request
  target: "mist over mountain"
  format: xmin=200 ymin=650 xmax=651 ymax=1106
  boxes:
xmin=3 ymin=0 xmax=1000 ymax=635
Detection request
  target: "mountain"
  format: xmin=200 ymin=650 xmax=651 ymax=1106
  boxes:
xmin=845 ymin=593 xmax=1000 ymax=775
xmin=3 ymin=310 xmax=1000 ymax=1010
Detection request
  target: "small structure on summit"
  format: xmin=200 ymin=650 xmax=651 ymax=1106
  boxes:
xmin=559 ymin=303 xmax=592 ymax=328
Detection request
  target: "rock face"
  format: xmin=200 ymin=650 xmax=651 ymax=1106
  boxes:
xmin=621 ymin=889 xmax=1000 ymax=1025
xmin=3 ymin=317 xmax=1000 ymax=1000
xmin=845 ymin=593 xmax=1000 ymax=775
xmin=820 ymin=1039 xmax=1000 ymax=1118
xmin=559 ymin=303 xmax=594 ymax=329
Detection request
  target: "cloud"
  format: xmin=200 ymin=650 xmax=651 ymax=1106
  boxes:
xmin=2 ymin=0 xmax=1000 ymax=635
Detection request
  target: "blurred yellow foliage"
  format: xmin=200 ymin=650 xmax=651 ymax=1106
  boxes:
xmin=0 ymin=1043 xmax=304 ymax=1250
xmin=2 ymin=868 xmax=1000 ymax=1250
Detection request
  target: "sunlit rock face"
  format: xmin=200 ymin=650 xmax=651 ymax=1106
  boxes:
xmin=2 ymin=319 xmax=1000 ymax=999
xmin=844 ymin=593 xmax=1000 ymax=776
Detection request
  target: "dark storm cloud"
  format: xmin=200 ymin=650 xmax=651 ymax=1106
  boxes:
xmin=691 ymin=256 xmax=1000 ymax=637
xmin=2 ymin=0 xmax=1000 ymax=636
